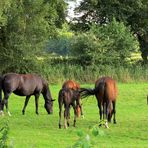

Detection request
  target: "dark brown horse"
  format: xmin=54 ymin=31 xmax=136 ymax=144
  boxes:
xmin=0 ymin=73 xmax=55 ymax=116
xmin=80 ymin=77 xmax=118 ymax=127
xmin=62 ymin=80 xmax=84 ymax=117
xmin=58 ymin=88 xmax=81 ymax=129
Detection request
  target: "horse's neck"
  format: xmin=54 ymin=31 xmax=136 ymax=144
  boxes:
xmin=42 ymin=85 xmax=52 ymax=101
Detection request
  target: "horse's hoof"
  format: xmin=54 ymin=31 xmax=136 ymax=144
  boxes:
xmin=99 ymin=123 xmax=102 ymax=127
xmin=0 ymin=110 xmax=4 ymax=116
xmin=67 ymin=123 xmax=70 ymax=127
xmin=114 ymin=121 xmax=117 ymax=124
xmin=64 ymin=125 xmax=67 ymax=129
xmin=59 ymin=125 xmax=62 ymax=129
xmin=36 ymin=112 xmax=39 ymax=115
xmin=105 ymin=122 xmax=109 ymax=129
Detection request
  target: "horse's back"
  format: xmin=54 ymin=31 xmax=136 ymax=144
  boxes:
xmin=95 ymin=77 xmax=117 ymax=101
xmin=2 ymin=73 xmax=44 ymax=95
xmin=59 ymin=88 xmax=79 ymax=105
xmin=62 ymin=80 xmax=80 ymax=90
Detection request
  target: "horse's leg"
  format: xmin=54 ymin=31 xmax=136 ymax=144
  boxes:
xmin=112 ymin=101 xmax=117 ymax=124
xmin=79 ymin=98 xmax=84 ymax=118
xmin=64 ymin=108 xmax=67 ymax=129
xmin=72 ymin=103 xmax=76 ymax=127
xmin=59 ymin=102 xmax=63 ymax=129
xmin=65 ymin=105 xmax=70 ymax=127
xmin=107 ymin=101 xmax=112 ymax=122
xmin=35 ymin=94 xmax=40 ymax=115
xmin=95 ymin=94 xmax=103 ymax=121
xmin=22 ymin=95 xmax=31 ymax=115
xmin=80 ymin=104 xmax=84 ymax=118
xmin=67 ymin=109 xmax=70 ymax=127
xmin=104 ymin=102 xmax=109 ymax=128
xmin=3 ymin=92 xmax=11 ymax=116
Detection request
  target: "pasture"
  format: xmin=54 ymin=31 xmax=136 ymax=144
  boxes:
xmin=0 ymin=83 xmax=148 ymax=147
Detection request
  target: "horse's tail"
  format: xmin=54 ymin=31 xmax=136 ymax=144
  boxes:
xmin=79 ymin=88 xmax=96 ymax=99
xmin=79 ymin=81 xmax=106 ymax=99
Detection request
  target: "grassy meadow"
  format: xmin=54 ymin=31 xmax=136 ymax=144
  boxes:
xmin=0 ymin=83 xmax=148 ymax=148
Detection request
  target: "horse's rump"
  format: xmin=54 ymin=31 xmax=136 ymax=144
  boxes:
xmin=62 ymin=80 xmax=80 ymax=90
xmin=95 ymin=77 xmax=117 ymax=101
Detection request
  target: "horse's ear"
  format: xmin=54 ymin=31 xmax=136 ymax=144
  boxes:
xmin=51 ymin=99 xmax=56 ymax=101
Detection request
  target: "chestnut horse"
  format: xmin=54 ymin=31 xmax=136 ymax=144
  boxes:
xmin=80 ymin=77 xmax=117 ymax=127
xmin=0 ymin=73 xmax=55 ymax=116
xmin=58 ymin=88 xmax=81 ymax=129
xmin=62 ymin=80 xmax=83 ymax=117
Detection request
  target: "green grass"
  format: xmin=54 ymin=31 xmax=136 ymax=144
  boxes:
xmin=0 ymin=83 xmax=148 ymax=148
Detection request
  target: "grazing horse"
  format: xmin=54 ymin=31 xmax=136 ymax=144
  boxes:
xmin=0 ymin=73 xmax=55 ymax=115
xmin=80 ymin=77 xmax=118 ymax=127
xmin=62 ymin=80 xmax=80 ymax=90
xmin=62 ymin=80 xmax=84 ymax=117
xmin=58 ymin=88 xmax=81 ymax=129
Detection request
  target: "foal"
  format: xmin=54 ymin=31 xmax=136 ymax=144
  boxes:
xmin=62 ymin=80 xmax=84 ymax=117
xmin=58 ymin=88 xmax=81 ymax=129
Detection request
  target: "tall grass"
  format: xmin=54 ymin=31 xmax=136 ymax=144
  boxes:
xmin=0 ymin=119 xmax=9 ymax=148
xmin=42 ymin=63 xmax=148 ymax=83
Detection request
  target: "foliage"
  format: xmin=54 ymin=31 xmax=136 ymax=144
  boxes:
xmin=71 ymin=126 xmax=105 ymax=148
xmin=0 ymin=0 xmax=11 ymax=27
xmin=0 ymin=120 xmax=9 ymax=148
xmin=40 ymin=59 xmax=148 ymax=83
xmin=0 ymin=0 xmax=67 ymax=74
xmin=70 ymin=19 xmax=139 ymax=66
xmin=47 ymin=23 xmax=73 ymax=55
xmin=74 ymin=0 xmax=148 ymax=61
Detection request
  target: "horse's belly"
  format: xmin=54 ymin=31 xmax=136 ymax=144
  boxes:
xmin=13 ymin=90 xmax=34 ymax=96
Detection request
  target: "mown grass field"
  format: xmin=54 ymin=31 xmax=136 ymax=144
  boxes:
xmin=0 ymin=83 xmax=148 ymax=148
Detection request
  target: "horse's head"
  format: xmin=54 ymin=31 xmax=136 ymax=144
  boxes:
xmin=44 ymin=99 xmax=55 ymax=114
xmin=76 ymin=105 xmax=81 ymax=117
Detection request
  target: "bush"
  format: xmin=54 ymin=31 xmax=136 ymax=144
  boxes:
xmin=70 ymin=19 xmax=139 ymax=67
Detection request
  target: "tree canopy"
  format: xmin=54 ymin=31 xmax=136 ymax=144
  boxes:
xmin=0 ymin=0 xmax=67 ymax=73
xmin=74 ymin=0 xmax=148 ymax=62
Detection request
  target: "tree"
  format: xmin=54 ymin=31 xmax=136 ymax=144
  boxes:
xmin=0 ymin=0 xmax=11 ymax=26
xmin=0 ymin=0 xmax=67 ymax=73
xmin=70 ymin=19 xmax=139 ymax=66
xmin=74 ymin=0 xmax=148 ymax=62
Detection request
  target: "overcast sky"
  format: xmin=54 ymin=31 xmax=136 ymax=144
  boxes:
xmin=65 ymin=0 xmax=83 ymax=21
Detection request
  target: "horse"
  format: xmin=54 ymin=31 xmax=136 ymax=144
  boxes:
xmin=62 ymin=80 xmax=80 ymax=90
xmin=62 ymin=80 xmax=84 ymax=117
xmin=80 ymin=77 xmax=118 ymax=127
xmin=58 ymin=88 xmax=81 ymax=129
xmin=0 ymin=73 xmax=55 ymax=116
